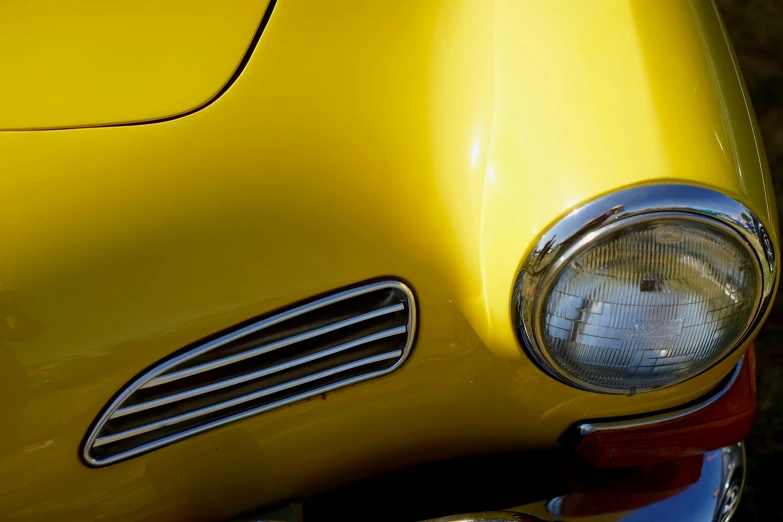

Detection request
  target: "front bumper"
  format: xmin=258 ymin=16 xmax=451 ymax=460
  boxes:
xmin=242 ymin=351 xmax=753 ymax=522
xmin=514 ymin=444 xmax=744 ymax=522
xmin=434 ymin=443 xmax=742 ymax=522
xmin=243 ymin=443 xmax=744 ymax=522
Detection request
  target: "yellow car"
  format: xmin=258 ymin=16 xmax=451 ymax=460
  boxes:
xmin=0 ymin=1 xmax=775 ymax=521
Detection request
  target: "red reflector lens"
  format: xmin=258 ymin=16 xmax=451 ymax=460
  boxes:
xmin=569 ymin=347 xmax=755 ymax=468
xmin=550 ymin=453 xmax=703 ymax=516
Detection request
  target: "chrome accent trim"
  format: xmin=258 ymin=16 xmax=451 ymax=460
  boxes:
xmin=83 ymin=280 xmax=417 ymax=467
xmin=93 ymin=361 xmax=407 ymax=463
xmin=717 ymin=443 xmax=745 ymax=522
xmin=111 ymin=325 xmax=407 ymax=419
xmin=577 ymin=357 xmax=743 ymax=435
xmin=142 ymin=302 xmax=405 ymax=388
xmin=513 ymin=184 xmax=776 ymax=394
xmin=94 ymin=350 xmax=403 ymax=447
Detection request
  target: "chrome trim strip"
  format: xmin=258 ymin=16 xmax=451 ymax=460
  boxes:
xmin=513 ymin=184 xmax=776 ymax=394
xmin=142 ymin=302 xmax=405 ymax=388
xmin=577 ymin=357 xmax=744 ymax=435
xmin=94 ymin=350 xmax=403 ymax=447
xmin=111 ymin=326 xmax=407 ymax=418
xmin=93 ymin=364 xmax=409 ymax=466
xmin=83 ymin=280 xmax=417 ymax=467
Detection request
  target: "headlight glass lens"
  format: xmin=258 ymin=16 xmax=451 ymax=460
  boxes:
xmin=534 ymin=216 xmax=760 ymax=393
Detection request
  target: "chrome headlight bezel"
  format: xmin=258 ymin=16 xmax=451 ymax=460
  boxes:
xmin=513 ymin=184 xmax=776 ymax=394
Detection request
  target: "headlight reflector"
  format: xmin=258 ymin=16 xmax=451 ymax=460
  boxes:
xmin=515 ymin=185 xmax=775 ymax=394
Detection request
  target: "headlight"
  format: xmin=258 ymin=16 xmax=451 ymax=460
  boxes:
xmin=514 ymin=185 xmax=776 ymax=394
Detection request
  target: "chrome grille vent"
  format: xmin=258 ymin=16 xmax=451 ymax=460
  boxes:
xmin=83 ymin=281 xmax=416 ymax=466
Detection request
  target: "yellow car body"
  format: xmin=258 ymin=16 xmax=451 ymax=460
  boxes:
xmin=0 ymin=0 xmax=775 ymax=520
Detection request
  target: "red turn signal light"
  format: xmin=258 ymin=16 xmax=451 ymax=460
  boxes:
xmin=564 ymin=347 xmax=755 ymax=468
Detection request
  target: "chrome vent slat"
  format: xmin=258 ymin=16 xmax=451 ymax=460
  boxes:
xmin=92 ymin=367 xmax=405 ymax=466
xmin=110 ymin=325 xmax=407 ymax=419
xmin=93 ymin=350 xmax=403 ymax=447
xmin=143 ymin=302 xmax=405 ymax=388
xmin=96 ymin=355 xmax=400 ymax=458
xmin=83 ymin=281 xmax=416 ymax=466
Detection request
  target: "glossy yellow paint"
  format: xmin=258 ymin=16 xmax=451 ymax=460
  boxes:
xmin=0 ymin=0 xmax=270 ymax=130
xmin=0 ymin=0 xmax=775 ymax=520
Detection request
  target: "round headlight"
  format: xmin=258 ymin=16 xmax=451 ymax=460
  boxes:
xmin=514 ymin=185 xmax=775 ymax=394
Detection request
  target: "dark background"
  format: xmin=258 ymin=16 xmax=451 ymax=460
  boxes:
xmin=716 ymin=1 xmax=782 ymax=520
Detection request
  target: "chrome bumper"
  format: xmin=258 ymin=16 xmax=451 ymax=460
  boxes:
xmin=242 ymin=444 xmax=744 ymax=522
xmin=425 ymin=444 xmax=744 ymax=522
